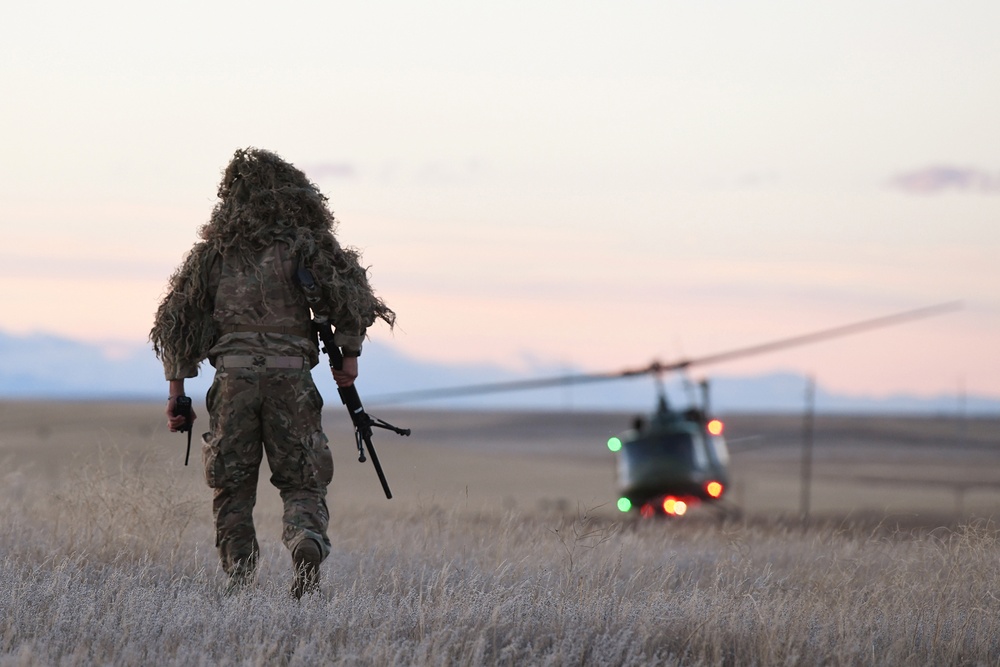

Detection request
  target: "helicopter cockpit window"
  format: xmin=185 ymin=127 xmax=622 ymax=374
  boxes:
xmin=626 ymin=432 xmax=708 ymax=470
xmin=707 ymin=435 xmax=730 ymax=466
xmin=691 ymin=433 xmax=709 ymax=469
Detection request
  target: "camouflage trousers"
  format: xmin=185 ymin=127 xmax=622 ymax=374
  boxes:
xmin=201 ymin=364 xmax=333 ymax=577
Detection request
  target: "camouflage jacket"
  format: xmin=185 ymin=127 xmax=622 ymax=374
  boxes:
xmin=162 ymin=241 xmax=366 ymax=380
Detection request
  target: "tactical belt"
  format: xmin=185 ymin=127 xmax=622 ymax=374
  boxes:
xmin=219 ymin=323 xmax=313 ymax=339
xmin=218 ymin=355 xmax=306 ymax=370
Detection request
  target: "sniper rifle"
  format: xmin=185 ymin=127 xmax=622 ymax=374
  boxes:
xmin=296 ymin=266 xmax=409 ymax=499
xmin=314 ymin=321 xmax=410 ymax=499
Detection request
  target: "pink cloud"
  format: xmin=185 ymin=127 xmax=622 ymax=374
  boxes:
xmin=889 ymin=165 xmax=1000 ymax=194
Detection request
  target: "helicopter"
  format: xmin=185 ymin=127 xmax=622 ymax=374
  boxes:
xmin=373 ymin=302 xmax=960 ymax=518
xmin=608 ymin=377 xmax=731 ymax=518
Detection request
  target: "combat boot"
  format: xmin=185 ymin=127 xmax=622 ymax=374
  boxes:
xmin=291 ymin=538 xmax=322 ymax=599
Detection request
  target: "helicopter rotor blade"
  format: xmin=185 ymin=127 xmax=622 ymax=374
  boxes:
xmin=369 ymin=301 xmax=961 ymax=405
xmin=369 ymin=369 xmax=638 ymax=404
xmin=662 ymin=300 xmax=962 ymax=371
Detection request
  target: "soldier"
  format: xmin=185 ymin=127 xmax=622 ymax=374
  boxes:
xmin=150 ymin=148 xmax=395 ymax=597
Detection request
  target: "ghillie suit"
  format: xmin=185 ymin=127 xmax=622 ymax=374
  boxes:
xmin=149 ymin=148 xmax=395 ymax=595
xmin=150 ymin=147 xmax=394 ymax=377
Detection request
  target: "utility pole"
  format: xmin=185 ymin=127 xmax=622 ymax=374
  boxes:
xmin=800 ymin=376 xmax=815 ymax=523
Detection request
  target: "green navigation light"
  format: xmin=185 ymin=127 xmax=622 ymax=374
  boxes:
xmin=617 ymin=497 xmax=632 ymax=512
xmin=607 ymin=436 xmax=622 ymax=452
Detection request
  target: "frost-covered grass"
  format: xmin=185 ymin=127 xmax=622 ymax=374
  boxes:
xmin=4 ymin=448 xmax=1000 ymax=667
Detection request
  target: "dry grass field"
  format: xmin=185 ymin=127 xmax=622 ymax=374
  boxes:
xmin=2 ymin=400 xmax=1000 ymax=665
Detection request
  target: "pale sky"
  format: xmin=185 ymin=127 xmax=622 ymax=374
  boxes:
xmin=2 ymin=1 xmax=999 ymax=399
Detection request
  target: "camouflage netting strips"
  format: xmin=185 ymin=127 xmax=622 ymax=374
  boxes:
xmin=150 ymin=147 xmax=395 ymax=367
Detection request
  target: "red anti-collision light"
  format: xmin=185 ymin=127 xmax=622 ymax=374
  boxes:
xmin=706 ymin=481 xmax=724 ymax=498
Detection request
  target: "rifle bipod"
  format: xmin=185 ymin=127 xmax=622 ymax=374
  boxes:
xmin=351 ymin=412 xmax=410 ymax=499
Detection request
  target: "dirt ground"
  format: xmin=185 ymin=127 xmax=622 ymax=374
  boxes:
xmin=2 ymin=401 xmax=998 ymax=523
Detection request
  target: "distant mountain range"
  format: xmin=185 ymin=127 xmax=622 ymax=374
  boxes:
xmin=1 ymin=330 xmax=997 ymax=415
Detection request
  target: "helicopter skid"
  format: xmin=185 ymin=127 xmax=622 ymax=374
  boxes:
xmin=629 ymin=496 xmax=743 ymax=522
